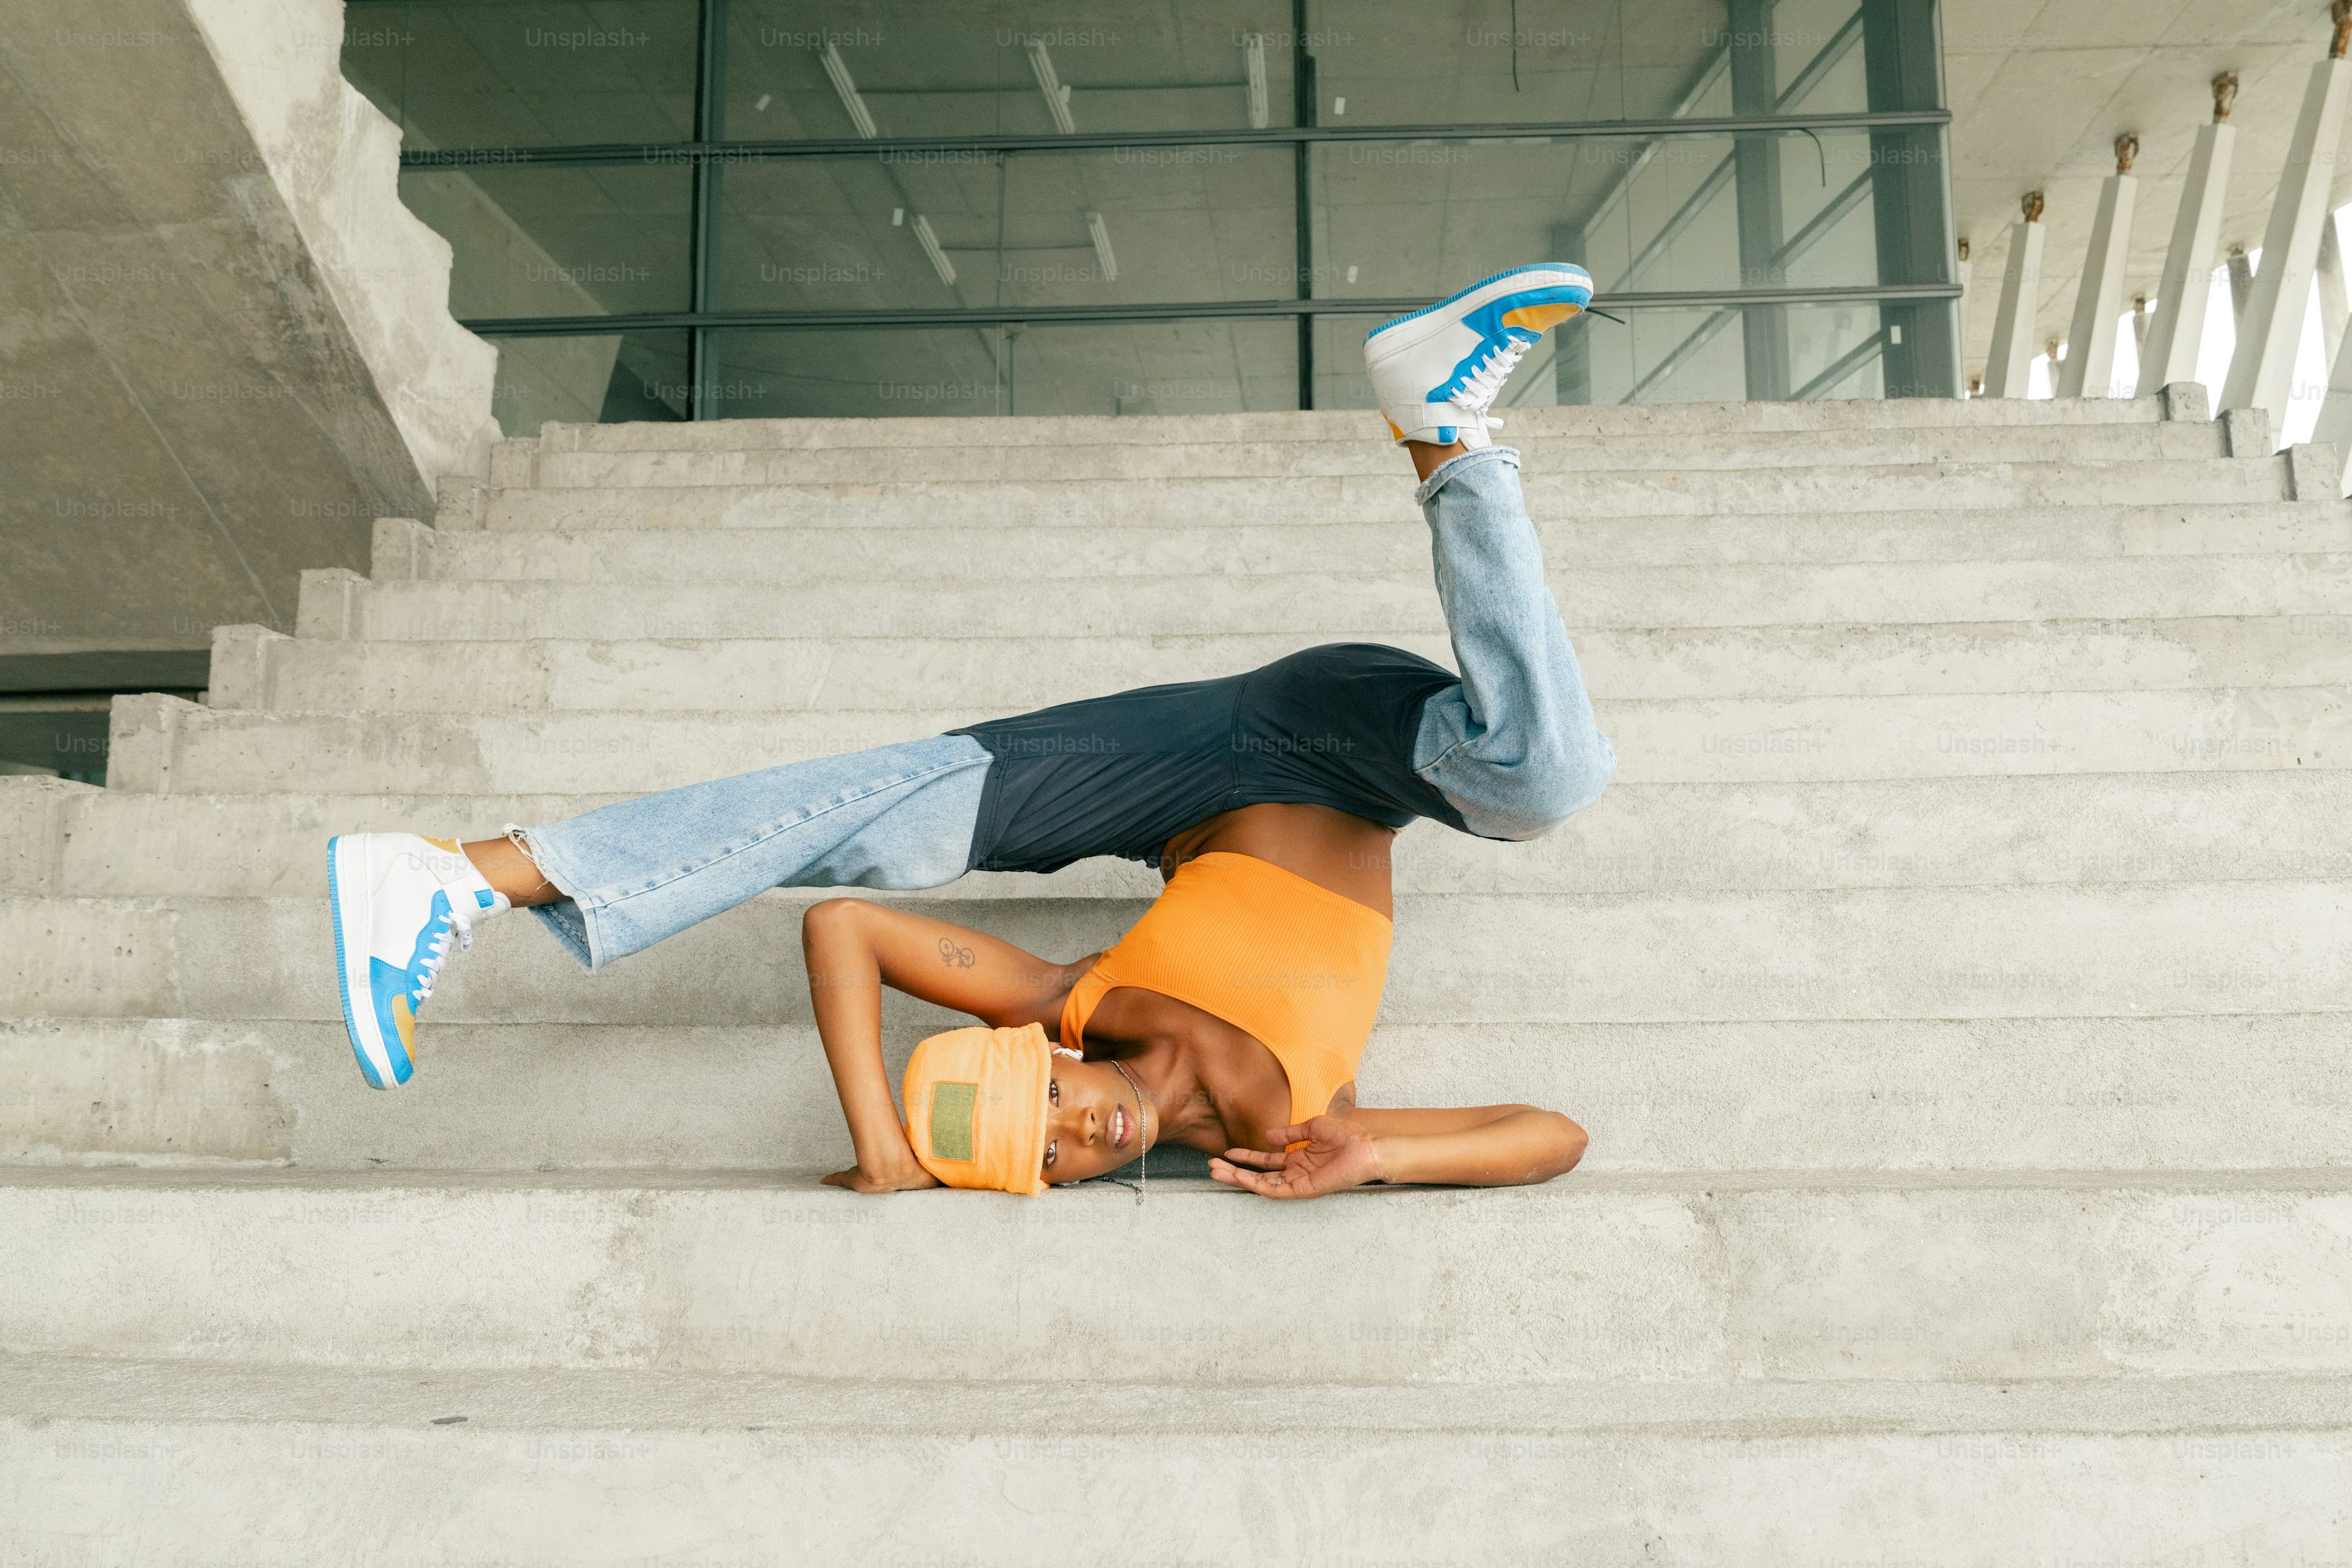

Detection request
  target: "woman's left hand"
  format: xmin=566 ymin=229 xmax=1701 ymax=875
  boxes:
xmin=1209 ymin=1115 xmax=1382 ymax=1200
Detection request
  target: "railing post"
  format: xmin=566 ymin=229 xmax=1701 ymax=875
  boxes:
xmin=2058 ymin=137 xmax=2140 ymax=397
xmin=1981 ymin=192 xmax=2045 ymax=398
xmin=2136 ymin=75 xmax=2238 ymax=397
xmin=2220 ymin=10 xmax=2352 ymax=429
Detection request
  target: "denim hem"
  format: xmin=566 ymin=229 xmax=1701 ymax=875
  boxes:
xmin=506 ymin=825 xmax=606 ymax=971
xmin=528 ymin=900 xmax=598 ymax=971
xmin=1413 ymin=443 xmax=1520 ymax=509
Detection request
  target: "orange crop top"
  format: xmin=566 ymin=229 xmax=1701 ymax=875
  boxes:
xmin=1058 ymin=851 xmax=1394 ymax=1123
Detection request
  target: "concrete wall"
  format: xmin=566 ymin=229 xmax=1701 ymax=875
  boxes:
xmin=391 ymin=172 xmax=622 ymax=436
xmin=0 ymin=0 xmax=496 ymax=656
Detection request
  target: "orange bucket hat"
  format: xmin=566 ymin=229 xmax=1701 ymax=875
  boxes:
xmin=901 ymin=1022 xmax=1054 ymax=1196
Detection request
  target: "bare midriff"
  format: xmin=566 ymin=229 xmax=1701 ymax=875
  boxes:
xmin=1155 ymin=801 xmax=1397 ymax=919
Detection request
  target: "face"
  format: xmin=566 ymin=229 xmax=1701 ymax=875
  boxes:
xmin=1042 ymin=1058 xmax=1150 ymax=1185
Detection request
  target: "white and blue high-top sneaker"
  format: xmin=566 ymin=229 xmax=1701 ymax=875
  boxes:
xmin=328 ymin=833 xmax=509 ymax=1088
xmin=1365 ymin=263 xmax=1593 ymax=447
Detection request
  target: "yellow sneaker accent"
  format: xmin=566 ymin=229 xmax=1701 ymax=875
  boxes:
xmin=392 ymin=992 xmax=416 ymax=1056
xmin=422 ymin=837 xmax=462 ymax=852
xmin=1501 ymin=301 xmax=1583 ymax=332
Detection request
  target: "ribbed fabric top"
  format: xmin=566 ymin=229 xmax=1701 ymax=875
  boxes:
xmin=1058 ymin=851 xmax=1394 ymax=1124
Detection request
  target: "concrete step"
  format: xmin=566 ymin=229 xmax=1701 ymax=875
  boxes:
xmin=10 ymin=1011 xmax=2346 ymax=1174
xmin=16 ymin=772 xmax=2347 ymax=902
xmin=477 ymin=457 xmax=2297 ymax=530
xmin=534 ymin=394 xmax=2180 ymax=455
xmin=5 ymin=1167 xmax=2350 ymax=1385
xmin=214 ymin=620 xmax=2352 ymax=716
xmin=301 ymin=556 xmax=2352 ymax=642
xmin=10 ymin=1359 xmax=2347 ymax=1567
xmin=5 ymin=881 xmax=2342 ymax=1028
xmin=395 ymin=505 xmax=2352 ymax=582
xmin=524 ymin=423 xmax=2234 ymax=489
xmin=108 ymin=689 xmax=2347 ymax=797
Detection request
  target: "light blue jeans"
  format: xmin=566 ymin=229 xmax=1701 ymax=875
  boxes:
xmin=1408 ymin=445 xmax=1617 ymax=839
xmin=521 ymin=733 xmax=993 ymax=970
xmin=521 ymin=445 xmax=1611 ymax=969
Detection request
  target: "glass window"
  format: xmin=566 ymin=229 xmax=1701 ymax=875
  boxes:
xmin=1311 ymin=312 xmax=1395 ymax=412
xmin=1300 ymin=0 xmax=1873 ymax=128
xmin=1306 ymin=123 xmax=1947 ymax=303
xmin=342 ymin=1 xmax=700 ymax=149
xmin=1771 ymin=0 xmax=1868 ymax=111
xmin=400 ymin=164 xmax=695 ymax=320
xmin=483 ymin=328 xmax=690 ymax=434
xmin=720 ymin=2 xmax=1298 ymax=140
xmin=1590 ymin=303 xmax=1751 ymax=402
xmin=706 ymin=318 xmax=1298 ymax=419
xmin=717 ymin=145 xmax=1296 ymax=312
xmin=364 ymin=0 xmax=1956 ymax=417
xmin=1573 ymin=299 xmax=1895 ymax=404
xmin=1304 ymin=0 xmax=1737 ymax=126
xmin=1783 ymin=301 xmax=1893 ymax=399
xmin=1776 ymin=132 xmax=1882 ymax=289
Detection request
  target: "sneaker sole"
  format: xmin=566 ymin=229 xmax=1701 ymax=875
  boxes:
xmin=327 ymin=835 xmax=401 ymax=1091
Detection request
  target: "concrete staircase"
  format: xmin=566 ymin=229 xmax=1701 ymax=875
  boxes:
xmin=4 ymin=392 xmax=2350 ymax=1562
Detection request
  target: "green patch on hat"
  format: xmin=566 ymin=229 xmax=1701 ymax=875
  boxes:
xmin=929 ymin=1080 xmax=978 ymax=1162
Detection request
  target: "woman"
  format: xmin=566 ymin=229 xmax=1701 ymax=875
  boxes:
xmin=328 ymin=263 xmax=1615 ymax=1201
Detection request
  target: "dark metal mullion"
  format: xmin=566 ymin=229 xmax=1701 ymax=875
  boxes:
xmin=463 ymin=283 xmax=1964 ymax=337
xmin=1292 ymin=0 xmax=1313 ymax=412
xmin=398 ymin=109 xmax=1955 ymax=169
xmin=1727 ymin=0 xmax=1788 ymax=400
xmin=685 ymin=0 xmax=727 ymax=419
xmin=995 ymin=154 xmax=1011 ymax=416
xmin=689 ymin=173 xmax=720 ymax=421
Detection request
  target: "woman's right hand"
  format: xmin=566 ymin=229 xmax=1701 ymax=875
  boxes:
xmin=821 ymin=1159 xmax=942 ymax=1195
xmin=803 ymin=898 xmax=1080 ymax=1198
